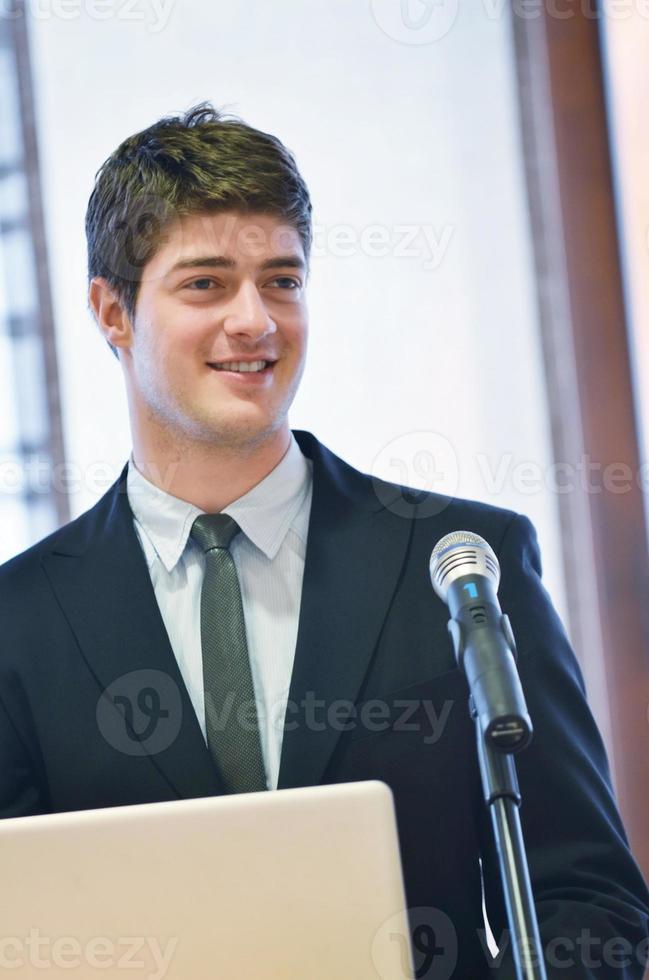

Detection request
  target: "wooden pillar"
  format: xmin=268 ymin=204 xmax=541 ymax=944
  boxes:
xmin=511 ymin=2 xmax=649 ymax=875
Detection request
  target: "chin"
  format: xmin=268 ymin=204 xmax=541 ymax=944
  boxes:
xmin=188 ymin=411 xmax=287 ymax=452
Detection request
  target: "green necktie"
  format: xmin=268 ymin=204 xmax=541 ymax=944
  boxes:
xmin=190 ymin=514 xmax=267 ymax=794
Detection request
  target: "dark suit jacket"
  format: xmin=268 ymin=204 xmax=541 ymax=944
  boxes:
xmin=1 ymin=430 xmax=648 ymax=978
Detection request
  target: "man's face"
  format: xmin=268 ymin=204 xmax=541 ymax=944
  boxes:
xmin=119 ymin=210 xmax=309 ymax=453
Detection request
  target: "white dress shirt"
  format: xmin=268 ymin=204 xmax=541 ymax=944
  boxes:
xmin=126 ymin=435 xmax=313 ymax=790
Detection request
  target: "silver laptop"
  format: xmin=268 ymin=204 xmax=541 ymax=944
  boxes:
xmin=0 ymin=780 xmax=413 ymax=979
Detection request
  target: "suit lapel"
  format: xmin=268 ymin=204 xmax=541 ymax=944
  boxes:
xmin=41 ymin=469 xmax=223 ymax=800
xmin=278 ymin=433 xmax=413 ymax=789
xmin=39 ymin=435 xmax=412 ymax=798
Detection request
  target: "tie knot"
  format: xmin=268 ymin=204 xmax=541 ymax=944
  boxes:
xmin=191 ymin=513 xmax=241 ymax=553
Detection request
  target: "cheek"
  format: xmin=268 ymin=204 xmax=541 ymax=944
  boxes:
xmin=137 ymin=316 xmax=202 ymax=372
xmin=281 ymin=310 xmax=308 ymax=350
xmin=134 ymin=327 xmax=185 ymax=395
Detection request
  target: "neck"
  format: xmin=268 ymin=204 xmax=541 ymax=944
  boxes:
xmin=130 ymin=423 xmax=292 ymax=513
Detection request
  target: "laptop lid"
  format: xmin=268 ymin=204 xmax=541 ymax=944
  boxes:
xmin=0 ymin=780 xmax=413 ymax=979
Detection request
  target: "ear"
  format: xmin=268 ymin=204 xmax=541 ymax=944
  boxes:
xmin=88 ymin=277 xmax=134 ymax=353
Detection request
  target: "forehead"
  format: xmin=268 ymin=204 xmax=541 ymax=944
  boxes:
xmin=152 ymin=210 xmax=305 ymax=270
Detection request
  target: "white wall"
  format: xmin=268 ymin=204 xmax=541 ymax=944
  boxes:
xmin=26 ymin=0 xmax=568 ymax=626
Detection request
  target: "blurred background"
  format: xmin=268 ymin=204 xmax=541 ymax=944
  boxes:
xmin=0 ymin=0 xmax=647 ymax=871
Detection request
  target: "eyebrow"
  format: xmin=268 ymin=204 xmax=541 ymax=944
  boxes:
xmin=169 ymin=254 xmax=306 ymax=274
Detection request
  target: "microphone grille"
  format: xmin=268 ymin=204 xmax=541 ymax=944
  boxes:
xmin=429 ymin=530 xmax=500 ymax=601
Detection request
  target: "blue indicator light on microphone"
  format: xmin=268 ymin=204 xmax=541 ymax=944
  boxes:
xmin=463 ymin=583 xmax=478 ymax=599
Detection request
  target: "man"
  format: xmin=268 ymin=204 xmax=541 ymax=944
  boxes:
xmin=1 ymin=104 xmax=647 ymax=978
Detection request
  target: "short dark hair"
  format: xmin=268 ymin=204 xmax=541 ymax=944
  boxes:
xmin=85 ymin=102 xmax=313 ymax=357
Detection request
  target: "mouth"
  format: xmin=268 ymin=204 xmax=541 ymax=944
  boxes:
xmin=207 ymin=359 xmax=275 ymax=374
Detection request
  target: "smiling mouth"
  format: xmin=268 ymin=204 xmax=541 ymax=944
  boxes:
xmin=207 ymin=360 xmax=275 ymax=373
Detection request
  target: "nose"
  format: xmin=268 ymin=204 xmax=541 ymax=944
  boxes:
xmin=222 ymin=279 xmax=277 ymax=342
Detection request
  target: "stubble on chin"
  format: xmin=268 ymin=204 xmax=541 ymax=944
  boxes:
xmin=137 ymin=352 xmax=303 ymax=461
xmin=144 ymin=394 xmax=291 ymax=461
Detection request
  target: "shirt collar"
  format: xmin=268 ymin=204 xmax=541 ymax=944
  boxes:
xmin=126 ymin=435 xmax=312 ymax=573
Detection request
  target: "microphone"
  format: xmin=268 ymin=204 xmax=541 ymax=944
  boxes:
xmin=429 ymin=531 xmax=532 ymax=752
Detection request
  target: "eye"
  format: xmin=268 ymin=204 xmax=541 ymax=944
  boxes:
xmin=186 ymin=277 xmax=217 ymax=290
xmin=269 ymin=277 xmax=302 ymax=290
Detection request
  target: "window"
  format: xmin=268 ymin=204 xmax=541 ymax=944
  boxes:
xmin=0 ymin=11 xmax=67 ymax=563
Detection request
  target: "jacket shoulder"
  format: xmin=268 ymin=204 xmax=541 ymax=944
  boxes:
xmin=295 ymin=429 xmax=525 ymax=535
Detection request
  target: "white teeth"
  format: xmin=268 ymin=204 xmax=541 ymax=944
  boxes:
xmin=212 ymin=360 xmax=268 ymax=373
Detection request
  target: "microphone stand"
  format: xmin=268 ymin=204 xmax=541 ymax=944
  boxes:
xmin=445 ymin=614 xmax=547 ymax=979
xmin=430 ymin=531 xmax=547 ymax=979
xmin=469 ymin=688 xmax=548 ymax=980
